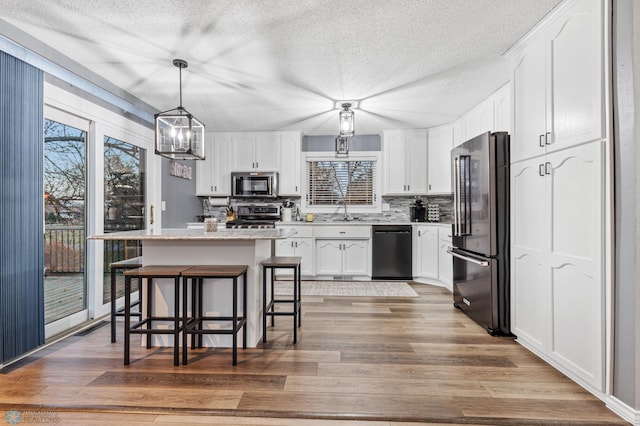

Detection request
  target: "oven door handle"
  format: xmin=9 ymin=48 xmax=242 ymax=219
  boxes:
xmin=447 ymin=247 xmax=489 ymax=267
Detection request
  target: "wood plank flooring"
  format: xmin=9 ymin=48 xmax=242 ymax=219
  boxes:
xmin=0 ymin=282 xmax=628 ymax=425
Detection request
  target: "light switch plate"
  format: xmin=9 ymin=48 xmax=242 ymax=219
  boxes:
xmin=382 ymin=203 xmax=390 ymax=211
xmin=161 ymin=201 xmax=166 ymax=211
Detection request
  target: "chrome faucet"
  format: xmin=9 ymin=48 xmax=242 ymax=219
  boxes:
xmin=340 ymin=200 xmax=349 ymax=221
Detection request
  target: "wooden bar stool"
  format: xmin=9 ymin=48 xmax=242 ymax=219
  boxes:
xmin=262 ymin=256 xmax=302 ymax=344
xmin=109 ymin=256 xmax=142 ymax=343
xmin=180 ymin=265 xmax=248 ymax=366
xmin=123 ymin=265 xmax=189 ymax=366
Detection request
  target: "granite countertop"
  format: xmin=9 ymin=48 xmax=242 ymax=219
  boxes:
xmin=88 ymin=228 xmax=293 ymax=241
xmin=275 ymin=220 xmax=451 ymax=226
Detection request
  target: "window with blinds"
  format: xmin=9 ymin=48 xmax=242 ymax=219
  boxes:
xmin=306 ymin=160 xmax=376 ymax=206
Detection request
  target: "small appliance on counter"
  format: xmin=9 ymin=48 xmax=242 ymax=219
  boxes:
xmin=409 ymin=197 xmax=426 ymax=222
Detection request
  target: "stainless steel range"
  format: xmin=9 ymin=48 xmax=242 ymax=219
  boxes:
xmin=226 ymin=204 xmax=280 ymax=229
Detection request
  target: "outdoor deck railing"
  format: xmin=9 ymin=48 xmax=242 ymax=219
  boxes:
xmin=44 ymin=225 xmax=141 ymax=274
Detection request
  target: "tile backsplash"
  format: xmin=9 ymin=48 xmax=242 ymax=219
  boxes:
xmin=199 ymin=194 xmax=453 ymax=223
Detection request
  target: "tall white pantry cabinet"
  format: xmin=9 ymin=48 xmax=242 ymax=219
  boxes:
xmin=507 ymin=0 xmax=609 ymax=393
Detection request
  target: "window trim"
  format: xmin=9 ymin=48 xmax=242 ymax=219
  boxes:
xmin=301 ymin=151 xmax=382 ymax=214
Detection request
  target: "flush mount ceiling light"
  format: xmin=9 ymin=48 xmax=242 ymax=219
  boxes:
xmin=335 ymin=135 xmax=349 ymax=157
xmin=338 ymin=102 xmax=355 ymax=138
xmin=155 ymin=59 xmax=205 ymax=160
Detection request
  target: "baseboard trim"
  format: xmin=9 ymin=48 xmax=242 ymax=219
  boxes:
xmin=606 ymin=396 xmax=640 ymax=425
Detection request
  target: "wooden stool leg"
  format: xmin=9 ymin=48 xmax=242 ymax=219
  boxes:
xmin=262 ymin=265 xmax=267 ymax=343
xmin=293 ymin=266 xmax=297 ymax=344
xmin=198 ymin=278 xmax=204 ymax=348
xmin=146 ymin=278 xmax=153 ymax=349
xmin=298 ymin=264 xmax=302 ymax=327
xmin=173 ymin=276 xmax=180 ymax=366
xmin=111 ymin=267 xmax=117 ymax=343
xmin=243 ymin=270 xmax=247 ymax=349
xmin=124 ymin=275 xmax=131 ymax=365
xmin=232 ymin=276 xmax=238 ymax=366
xmin=182 ymin=276 xmax=188 ymax=365
xmin=270 ymin=267 xmax=275 ymax=326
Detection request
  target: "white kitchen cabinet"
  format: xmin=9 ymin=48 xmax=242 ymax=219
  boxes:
xmin=315 ymin=239 xmax=369 ymax=277
xmin=493 ymin=83 xmax=512 ymax=134
xmin=314 ymin=225 xmax=370 ymax=278
xmin=510 ymin=0 xmax=603 ymax=163
xmin=427 ymin=124 xmax=453 ymax=194
xmin=437 ymin=227 xmax=453 ymax=291
xmin=412 ymin=225 xmax=438 ymax=280
xmin=279 ymin=131 xmax=302 ymax=196
xmin=511 ymin=140 xmax=604 ymax=389
xmin=275 ymin=225 xmax=313 ymax=277
xmin=230 ymin=132 xmax=280 ymax=171
xmin=381 ymin=129 xmax=427 ymax=195
xmin=463 ymin=96 xmax=494 ymax=142
xmin=452 ymin=118 xmax=465 ymax=148
xmin=195 ymin=133 xmax=231 ymax=196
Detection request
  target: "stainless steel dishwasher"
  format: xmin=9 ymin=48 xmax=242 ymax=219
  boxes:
xmin=371 ymin=225 xmax=413 ymax=280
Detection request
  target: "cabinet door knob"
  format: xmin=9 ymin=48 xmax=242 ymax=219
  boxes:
xmin=539 ymin=163 xmax=545 ymax=177
xmin=539 ymin=134 xmax=545 ymax=148
xmin=545 ymin=161 xmax=551 ymax=175
xmin=545 ymin=132 xmax=552 ymax=145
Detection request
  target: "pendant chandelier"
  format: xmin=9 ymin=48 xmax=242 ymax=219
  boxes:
xmin=155 ymin=59 xmax=205 ymax=160
xmin=335 ymin=135 xmax=349 ymax=156
xmin=339 ymin=102 xmax=355 ymax=137
xmin=336 ymin=102 xmax=355 ymax=156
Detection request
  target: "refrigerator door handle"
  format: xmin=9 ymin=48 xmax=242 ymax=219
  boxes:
xmin=453 ymin=157 xmax=460 ymax=236
xmin=447 ymin=247 xmax=489 ymax=267
xmin=453 ymin=156 xmax=470 ymax=236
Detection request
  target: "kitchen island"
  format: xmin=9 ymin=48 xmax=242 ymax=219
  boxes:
xmin=89 ymin=228 xmax=292 ymax=348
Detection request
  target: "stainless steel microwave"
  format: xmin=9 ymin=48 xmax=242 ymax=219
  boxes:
xmin=231 ymin=171 xmax=278 ymax=198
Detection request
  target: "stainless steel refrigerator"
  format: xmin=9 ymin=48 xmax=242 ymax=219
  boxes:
xmin=449 ymin=131 xmax=510 ymax=335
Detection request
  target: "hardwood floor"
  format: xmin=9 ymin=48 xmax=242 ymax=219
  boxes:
xmin=0 ymin=282 xmax=628 ymax=425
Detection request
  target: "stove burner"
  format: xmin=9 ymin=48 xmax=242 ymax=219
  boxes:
xmin=225 ymin=220 xmax=276 ymax=229
xmin=226 ymin=203 xmax=280 ymax=229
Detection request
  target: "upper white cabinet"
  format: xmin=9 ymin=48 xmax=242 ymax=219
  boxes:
xmin=196 ymin=133 xmax=231 ymax=196
xmin=493 ymin=83 xmax=512 ymax=134
xmin=230 ymin=132 xmax=280 ymax=171
xmin=463 ymin=96 xmax=494 ymax=142
xmin=427 ymin=124 xmax=454 ymax=194
xmin=510 ymin=0 xmax=604 ymax=163
xmin=381 ymin=129 xmax=428 ymax=195
xmin=279 ymin=131 xmax=302 ymax=196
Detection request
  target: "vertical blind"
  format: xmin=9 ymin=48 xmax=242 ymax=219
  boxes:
xmin=0 ymin=51 xmax=45 ymax=364
xmin=306 ymin=160 xmax=376 ymax=206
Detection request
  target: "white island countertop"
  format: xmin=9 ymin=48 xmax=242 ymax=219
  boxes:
xmin=88 ymin=227 xmax=293 ymax=241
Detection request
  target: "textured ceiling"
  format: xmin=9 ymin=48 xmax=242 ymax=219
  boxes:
xmin=0 ymin=0 xmax=561 ymax=135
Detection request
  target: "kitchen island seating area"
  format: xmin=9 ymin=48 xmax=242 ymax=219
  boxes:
xmin=261 ymin=256 xmax=302 ymax=344
xmin=109 ymin=256 xmax=143 ymax=343
xmin=181 ymin=265 xmax=248 ymax=366
xmin=122 ymin=264 xmax=249 ymax=366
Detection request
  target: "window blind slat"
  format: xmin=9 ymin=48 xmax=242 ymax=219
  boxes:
xmin=307 ymin=160 xmax=376 ymax=206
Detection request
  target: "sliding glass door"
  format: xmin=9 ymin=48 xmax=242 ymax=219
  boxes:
xmin=43 ymin=115 xmax=88 ymax=331
xmin=103 ymin=136 xmax=146 ymax=306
